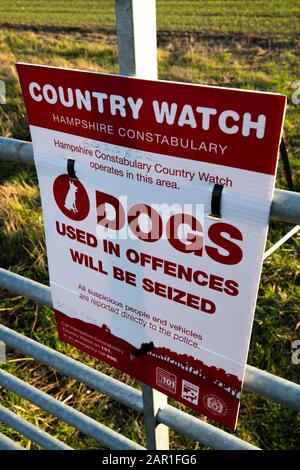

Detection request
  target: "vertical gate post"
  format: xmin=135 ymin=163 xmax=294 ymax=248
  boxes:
xmin=115 ymin=0 xmax=158 ymax=79
xmin=115 ymin=0 xmax=169 ymax=450
xmin=142 ymin=384 xmax=169 ymax=450
xmin=0 ymin=340 xmax=6 ymax=365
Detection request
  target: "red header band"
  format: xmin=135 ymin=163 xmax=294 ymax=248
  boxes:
xmin=17 ymin=63 xmax=286 ymax=175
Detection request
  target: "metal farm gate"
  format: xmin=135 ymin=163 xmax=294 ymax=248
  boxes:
xmin=0 ymin=0 xmax=299 ymax=451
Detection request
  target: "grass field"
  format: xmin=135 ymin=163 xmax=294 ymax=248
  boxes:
xmin=0 ymin=0 xmax=300 ymax=36
xmin=0 ymin=0 xmax=299 ymax=450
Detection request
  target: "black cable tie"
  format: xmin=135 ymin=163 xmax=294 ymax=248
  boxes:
xmin=67 ymin=158 xmax=78 ymax=179
xmin=210 ymin=183 xmax=224 ymax=218
xmin=131 ymin=341 xmax=154 ymax=358
xmin=280 ymin=139 xmax=294 ymax=191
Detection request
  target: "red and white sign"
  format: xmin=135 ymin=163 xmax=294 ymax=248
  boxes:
xmin=17 ymin=63 xmax=286 ymax=430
